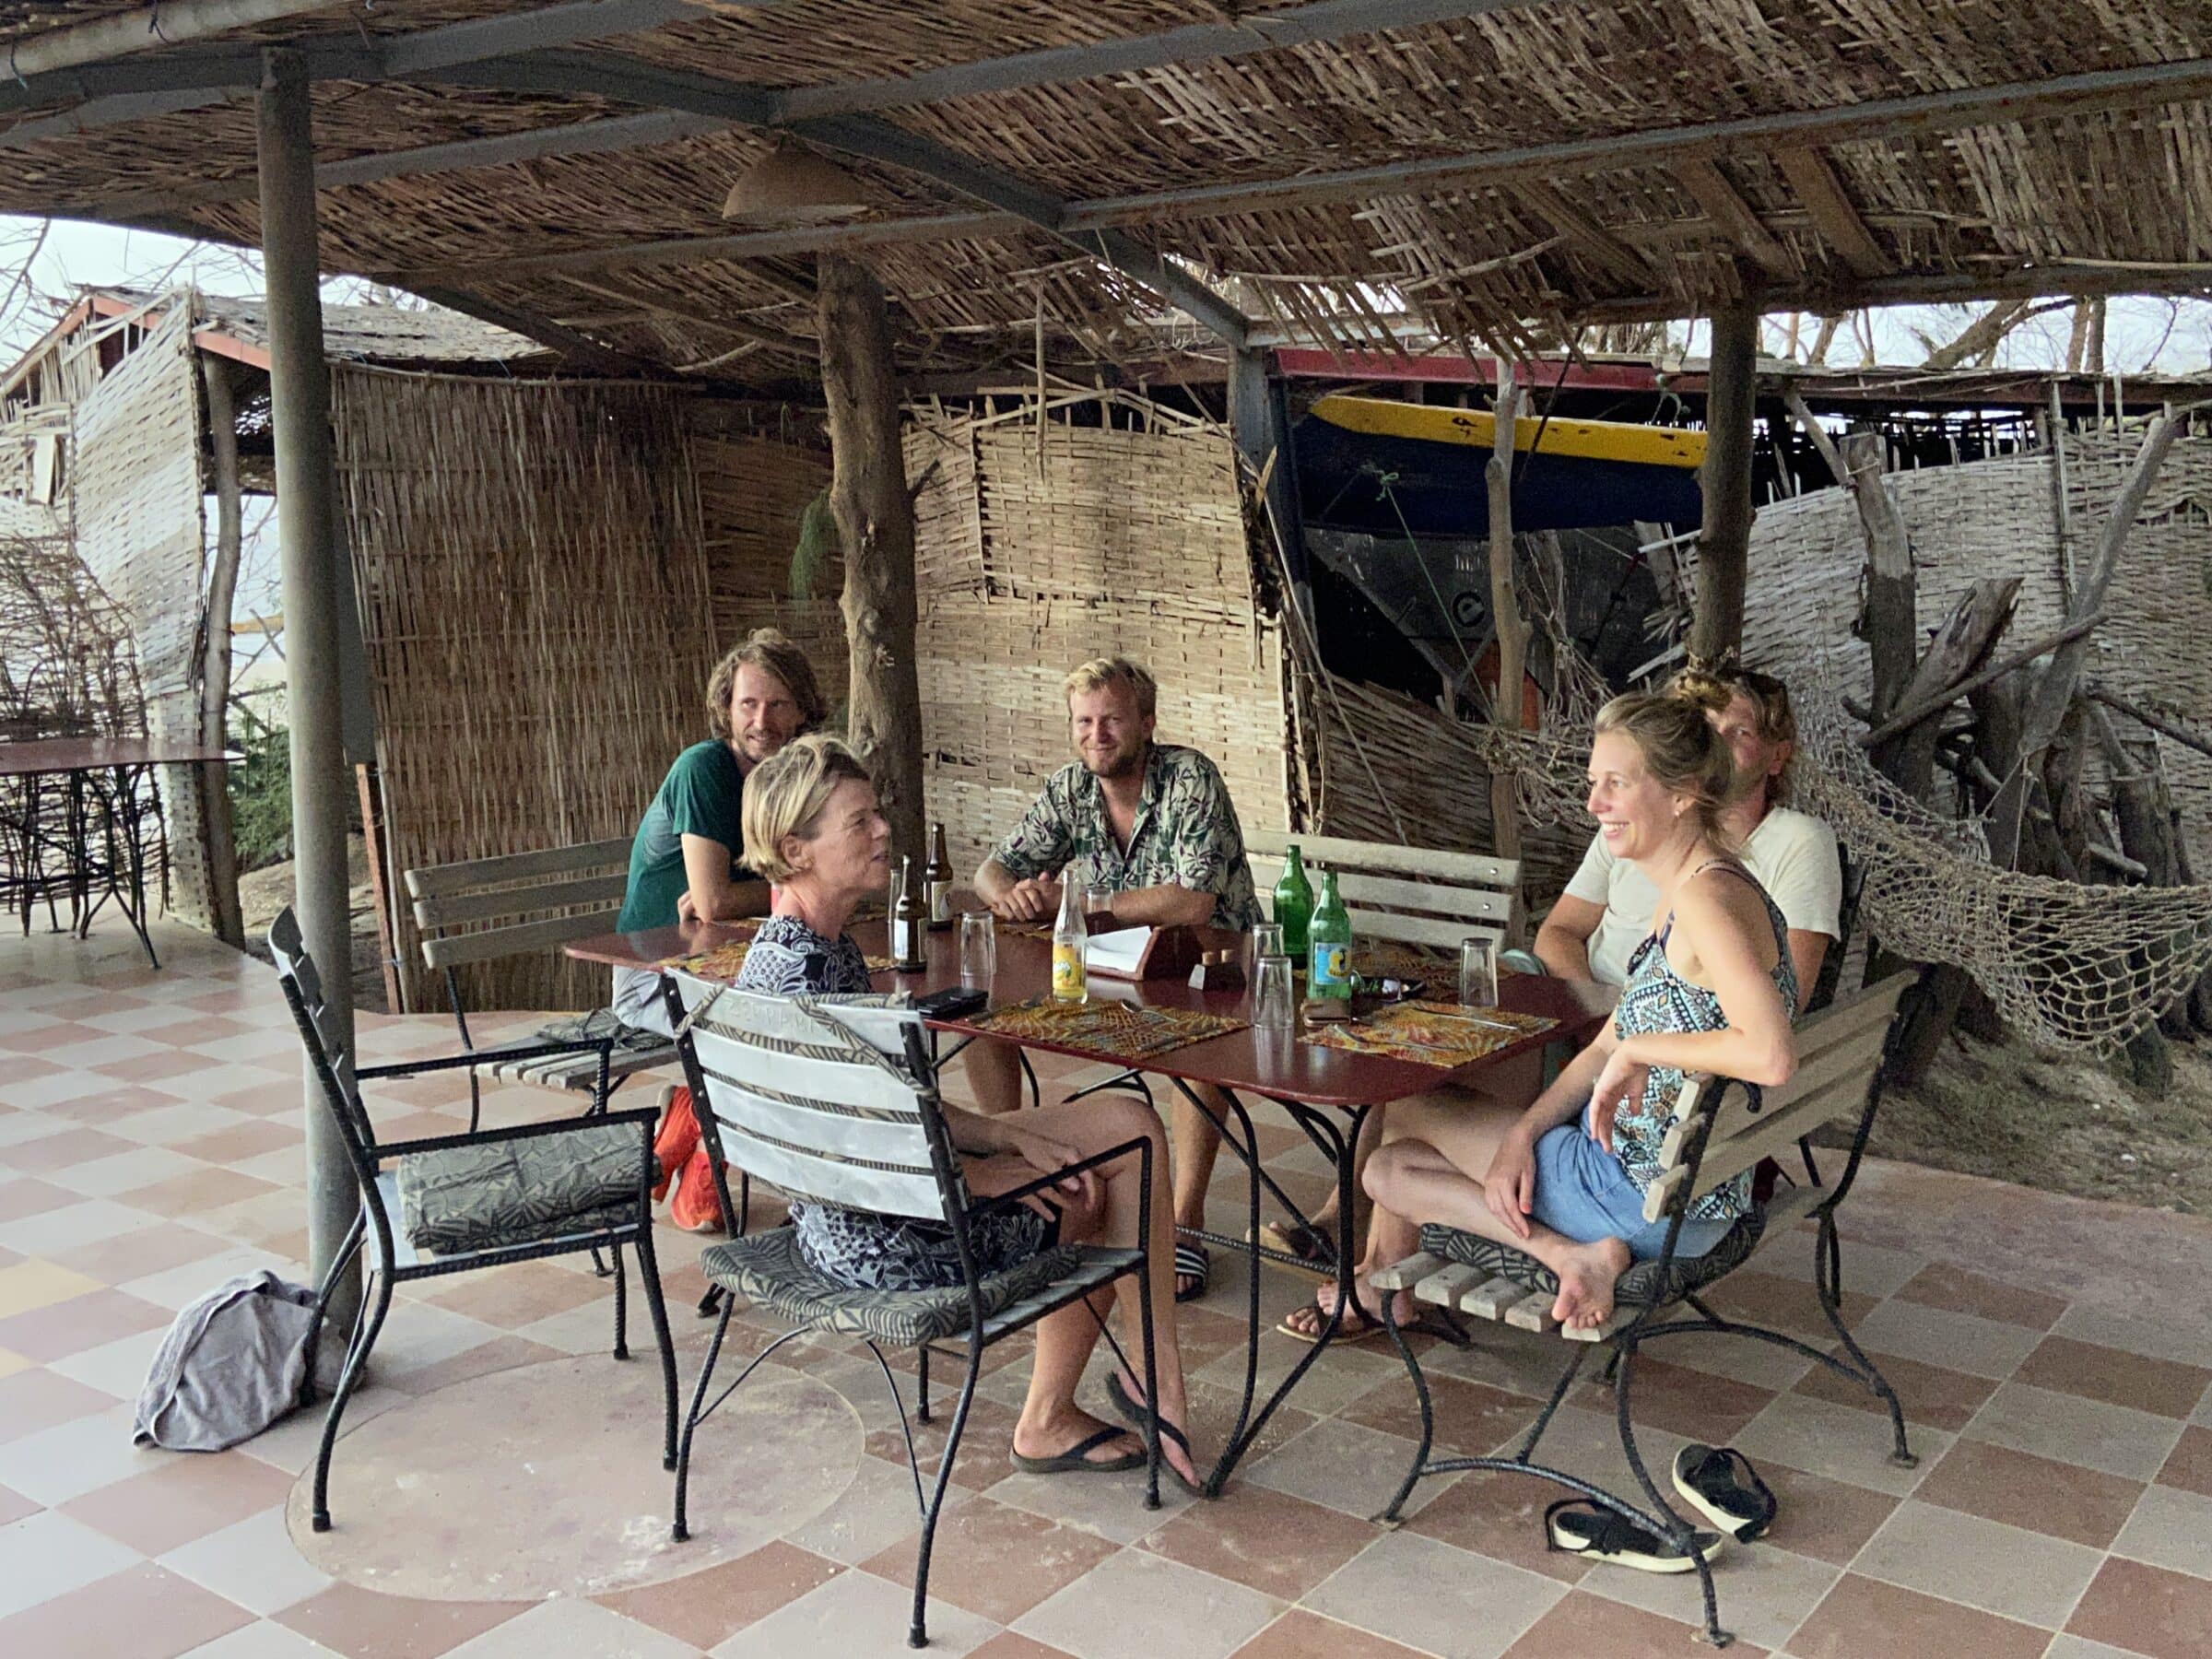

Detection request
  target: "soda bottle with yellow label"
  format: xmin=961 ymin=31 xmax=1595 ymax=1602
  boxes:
xmin=1052 ymin=877 xmax=1088 ymax=1003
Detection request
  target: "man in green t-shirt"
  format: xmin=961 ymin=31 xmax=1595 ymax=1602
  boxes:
xmin=612 ymin=629 xmax=825 ymax=1034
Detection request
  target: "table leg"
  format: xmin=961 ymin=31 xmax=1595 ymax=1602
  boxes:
xmin=115 ymin=763 xmax=159 ymax=969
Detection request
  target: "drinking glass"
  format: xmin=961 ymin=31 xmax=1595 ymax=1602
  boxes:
xmin=1252 ymin=955 xmax=1296 ymax=1030
xmin=1249 ymin=922 xmax=1285 ymax=961
xmin=1459 ymin=936 xmax=1500 ymax=1007
xmin=1085 ymin=884 xmax=1116 ymax=921
xmin=959 ymin=912 xmax=997 ymax=982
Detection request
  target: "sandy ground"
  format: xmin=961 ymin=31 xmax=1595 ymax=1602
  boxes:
xmin=1873 ymin=1022 xmax=2212 ymax=1218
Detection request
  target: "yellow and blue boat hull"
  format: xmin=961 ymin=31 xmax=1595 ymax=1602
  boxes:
xmin=1296 ymin=394 xmax=1705 ymax=535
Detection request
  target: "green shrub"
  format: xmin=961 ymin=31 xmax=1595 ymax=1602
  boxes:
xmin=228 ymin=701 xmax=293 ymax=871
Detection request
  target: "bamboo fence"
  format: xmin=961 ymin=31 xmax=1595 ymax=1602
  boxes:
xmin=332 ymin=367 xmax=714 ymax=1014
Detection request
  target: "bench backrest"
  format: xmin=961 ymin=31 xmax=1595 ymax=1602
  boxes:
xmin=1641 ymin=969 xmax=1916 ymax=1224
xmin=266 ymin=907 xmax=371 ymax=1164
xmin=668 ymin=972 xmax=961 ymax=1224
xmin=404 ymin=838 xmax=635 ymax=973
xmin=1245 ymin=830 xmax=1519 ymax=951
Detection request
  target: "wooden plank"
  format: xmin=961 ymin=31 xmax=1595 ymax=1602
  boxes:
xmin=1673 ymin=159 xmax=1795 ymax=279
xmin=412 ymin=871 xmax=629 ymax=930
xmin=1691 ymin=1074 xmax=1871 ymax=1197
xmin=1511 ymin=179 xmax=1656 ymax=286
xmin=1773 ymin=147 xmax=1894 ymax=278
xmin=1337 ymin=910 xmax=1497 ymax=951
xmin=404 ymin=837 xmax=635 ymax=900
xmin=1702 ymin=1024 xmax=1888 ymax=1146
xmin=1562 ymin=1306 xmax=1638 ymax=1343
xmin=1244 ymin=830 xmax=1517 ymax=890
xmin=1462 ymin=1275 xmax=1532 ymax=1319
xmin=1247 ymin=858 xmax=1513 ymax=919
xmin=1503 ymin=1293 xmax=1561 ymax=1334
xmin=1370 ymin=1251 xmax=1445 ymax=1292
xmin=1640 ymin=1162 xmax=1690 ymax=1226
xmin=420 ymin=907 xmax=624 ymax=970
xmin=1413 ymin=1262 xmax=1487 ymax=1307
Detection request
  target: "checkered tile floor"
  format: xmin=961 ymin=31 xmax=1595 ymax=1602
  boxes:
xmin=4 ymin=920 xmax=2211 ymax=1658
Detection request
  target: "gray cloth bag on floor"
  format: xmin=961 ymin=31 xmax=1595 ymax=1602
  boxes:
xmin=134 ymin=1269 xmax=323 ymax=1452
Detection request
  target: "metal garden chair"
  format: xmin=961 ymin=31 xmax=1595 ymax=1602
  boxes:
xmin=1366 ymin=969 xmax=1919 ymax=1648
xmin=265 ymin=908 xmax=679 ymax=1534
xmin=661 ymin=972 xmax=1162 ymax=1650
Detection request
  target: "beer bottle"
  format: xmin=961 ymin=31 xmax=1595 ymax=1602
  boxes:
xmin=1272 ymin=843 xmax=1313 ymax=961
xmin=1051 ymin=876 xmax=1088 ymax=1003
xmin=924 ymin=822 xmax=954 ymax=931
xmin=1309 ymin=869 xmax=1353 ymax=1000
xmin=891 ymin=855 xmax=926 ymax=971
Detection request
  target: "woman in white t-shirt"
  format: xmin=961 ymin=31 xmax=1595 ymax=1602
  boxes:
xmin=1536 ymin=665 xmax=1841 ymax=996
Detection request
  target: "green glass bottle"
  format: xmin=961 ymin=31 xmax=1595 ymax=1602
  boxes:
xmin=1309 ymin=870 xmax=1353 ymax=1000
xmin=1272 ymin=843 xmax=1313 ymax=961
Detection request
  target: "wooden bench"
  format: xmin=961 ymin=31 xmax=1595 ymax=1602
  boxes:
xmin=404 ymin=839 xmax=678 ymax=1124
xmin=1365 ymin=969 xmax=1919 ymax=1647
xmin=1245 ymin=830 xmax=1519 ymax=957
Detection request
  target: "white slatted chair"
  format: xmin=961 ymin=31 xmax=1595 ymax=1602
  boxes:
xmin=405 ymin=839 xmax=676 ymax=1128
xmin=1366 ymin=970 xmax=1919 ymax=1648
xmin=663 ymin=974 xmax=1164 ymax=1651
xmin=1245 ymin=830 xmax=1520 ymax=959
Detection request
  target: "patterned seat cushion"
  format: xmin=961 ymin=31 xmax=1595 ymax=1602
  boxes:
xmin=394 ymin=1120 xmax=644 ymax=1256
xmin=1418 ymin=1203 xmax=1767 ymax=1310
xmin=701 ymin=1225 xmax=1086 ymax=1347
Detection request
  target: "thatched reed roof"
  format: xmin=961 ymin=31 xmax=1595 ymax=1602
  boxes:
xmin=0 ymin=2 xmax=2207 ymax=382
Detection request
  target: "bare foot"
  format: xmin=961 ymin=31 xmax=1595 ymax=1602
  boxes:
xmin=1279 ymin=1278 xmax=1408 ymax=1340
xmin=1011 ymin=1407 xmax=1142 ymax=1467
xmin=1548 ymin=1237 xmax=1632 ymax=1329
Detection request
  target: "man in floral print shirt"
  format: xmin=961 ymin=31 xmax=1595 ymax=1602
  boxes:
xmin=969 ymin=656 xmax=1261 ymax=1300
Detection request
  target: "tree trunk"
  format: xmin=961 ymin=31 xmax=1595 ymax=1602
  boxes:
xmin=1806 ymin=312 xmax=1841 ymax=366
xmin=195 ymin=351 xmax=245 ymax=947
xmin=2085 ymin=297 xmax=2107 ymax=376
xmin=1486 ymin=369 xmax=1528 ymax=942
xmin=1689 ymin=303 xmax=1757 ymax=666
xmin=1837 ymin=431 xmax=1915 ymax=721
xmin=2065 ymin=298 xmax=2091 ymax=372
xmin=818 ymin=255 xmax=924 ymax=863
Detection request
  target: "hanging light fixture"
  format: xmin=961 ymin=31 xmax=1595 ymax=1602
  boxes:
xmin=722 ymin=141 xmax=869 ymax=223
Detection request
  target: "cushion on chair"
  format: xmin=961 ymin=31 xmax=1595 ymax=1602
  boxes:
xmin=394 ymin=1120 xmax=644 ymax=1256
xmin=1418 ymin=1203 xmax=1768 ymax=1310
xmin=701 ymin=1225 xmax=1086 ymax=1347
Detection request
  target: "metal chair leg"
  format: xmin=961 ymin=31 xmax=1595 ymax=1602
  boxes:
xmin=1018 ymin=1049 xmax=1041 ymax=1110
xmin=611 ymin=1242 xmax=629 ymax=1359
xmin=1615 ymin=1337 xmax=1731 ymax=1647
xmin=312 ymin=1263 xmax=393 ymax=1533
xmin=671 ymin=1297 xmax=734 ymax=1543
xmin=630 ymin=1225 xmax=681 ymax=1471
xmin=1815 ymin=1213 xmax=1916 ymax=1467
xmin=916 ymin=1342 xmax=933 ymax=1425
xmin=1376 ymin=1288 xmax=1435 ymax=1524
xmin=909 ymin=1347 xmax=984 ymax=1648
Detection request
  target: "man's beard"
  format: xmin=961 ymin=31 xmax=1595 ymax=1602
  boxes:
xmin=1084 ymin=743 xmax=1144 ymax=781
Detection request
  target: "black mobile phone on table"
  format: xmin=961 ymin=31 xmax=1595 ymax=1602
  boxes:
xmin=914 ymin=984 xmax=989 ymax=1020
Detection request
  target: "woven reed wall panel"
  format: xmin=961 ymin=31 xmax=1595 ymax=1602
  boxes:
xmin=689 ymin=414 xmax=841 ymax=709
xmin=1738 ymin=430 xmax=2212 ymax=862
xmin=1302 ymin=668 xmax=1580 ymax=903
xmin=333 ymin=368 xmax=712 ymax=1014
xmin=69 ymin=306 xmax=212 ymax=929
xmin=905 ymin=411 xmax=1290 ymax=879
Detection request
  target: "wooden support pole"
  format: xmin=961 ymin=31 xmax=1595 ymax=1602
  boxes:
xmin=1486 ymin=365 xmax=1527 ymax=939
xmin=196 ymin=351 xmax=245 ymax=948
xmin=2086 ymin=684 xmax=2212 ymax=763
xmin=258 ymin=46 xmax=359 ymax=1332
xmin=1689 ymin=303 xmax=1758 ymax=666
xmin=1838 ymin=430 xmax=1915 ymax=720
xmin=818 ymin=254 xmax=924 ymax=864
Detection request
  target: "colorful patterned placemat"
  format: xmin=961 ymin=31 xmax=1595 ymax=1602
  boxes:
xmin=968 ymin=997 xmax=1247 ymax=1062
xmin=663 ymin=923 xmax=897 ymax=982
xmin=1302 ymin=1000 xmax=1556 ymax=1068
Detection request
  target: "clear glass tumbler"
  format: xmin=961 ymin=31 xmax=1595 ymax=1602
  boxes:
xmin=1252 ymin=954 xmax=1296 ymax=1030
xmin=1459 ymin=936 xmax=1500 ymax=1007
xmin=1085 ymin=885 xmax=1116 ymax=923
xmin=1250 ymin=922 xmax=1285 ymax=961
xmin=959 ymin=912 xmax=997 ymax=983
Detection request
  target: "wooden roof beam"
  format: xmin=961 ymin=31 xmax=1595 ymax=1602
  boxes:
xmin=1772 ymin=147 xmax=1895 ymax=278
xmin=1508 ymin=180 xmax=1656 ymax=287
xmin=1 ymin=1 xmax=348 ymax=78
xmin=1671 ymin=159 xmax=1794 ymax=279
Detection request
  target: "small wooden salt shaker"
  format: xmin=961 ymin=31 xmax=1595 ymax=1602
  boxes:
xmin=1188 ymin=948 xmax=1245 ymax=992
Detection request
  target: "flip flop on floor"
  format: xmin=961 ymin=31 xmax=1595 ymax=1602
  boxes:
xmin=1544 ymin=1499 xmax=1725 ymax=1574
xmin=1104 ymin=1371 xmax=1207 ymax=1499
xmin=1008 ymin=1424 xmax=1145 ymax=1476
xmin=1276 ymin=1292 xmax=1388 ymax=1347
xmin=1173 ymin=1241 xmax=1210 ymax=1304
xmin=1252 ymin=1219 xmax=1336 ymax=1277
xmin=1672 ymin=1444 xmax=1778 ymax=1542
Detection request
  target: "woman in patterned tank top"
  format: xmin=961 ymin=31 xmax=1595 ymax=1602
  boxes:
xmin=1301 ymin=689 xmax=1800 ymax=1335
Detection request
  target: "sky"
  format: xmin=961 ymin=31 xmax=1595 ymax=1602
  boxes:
xmin=6 ymin=213 xmax=2210 ymax=377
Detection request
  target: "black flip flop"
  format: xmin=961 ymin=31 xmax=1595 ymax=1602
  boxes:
xmin=1173 ymin=1241 xmax=1210 ymax=1304
xmin=1672 ymin=1444 xmax=1777 ymax=1542
xmin=1252 ymin=1219 xmax=1336 ymax=1278
xmin=1104 ymin=1371 xmax=1207 ymax=1499
xmin=1008 ymin=1423 xmax=1145 ymax=1476
xmin=1544 ymin=1499 xmax=1724 ymax=1573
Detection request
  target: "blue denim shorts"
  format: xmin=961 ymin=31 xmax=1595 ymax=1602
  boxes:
xmin=1527 ymin=1120 xmax=1730 ymax=1262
